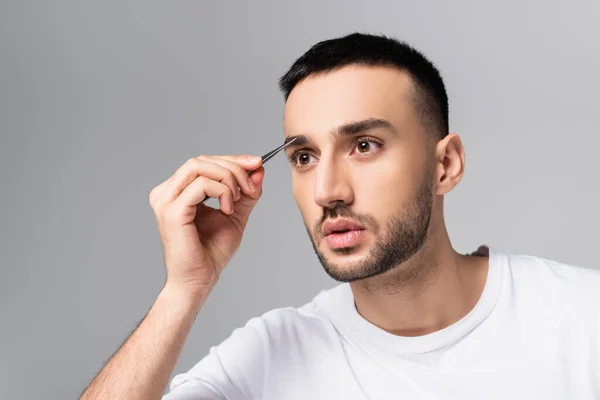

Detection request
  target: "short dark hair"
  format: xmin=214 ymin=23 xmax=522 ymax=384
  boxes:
xmin=279 ymin=32 xmax=449 ymax=139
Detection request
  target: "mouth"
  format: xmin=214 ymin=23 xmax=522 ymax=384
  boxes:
xmin=323 ymin=219 xmax=366 ymax=236
xmin=322 ymin=219 xmax=367 ymax=249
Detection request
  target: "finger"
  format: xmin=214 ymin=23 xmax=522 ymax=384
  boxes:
xmin=175 ymin=177 xmax=234 ymax=214
xmin=213 ymin=154 xmax=263 ymax=169
xmin=232 ymin=166 xmax=265 ymax=216
xmin=160 ymin=158 xmax=240 ymax=203
xmin=197 ymin=156 xmax=258 ymax=197
xmin=224 ymin=166 xmax=266 ymax=227
xmin=149 ymin=178 xmax=171 ymax=205
xmin=246 ymin=166 xmax=265 ymax=200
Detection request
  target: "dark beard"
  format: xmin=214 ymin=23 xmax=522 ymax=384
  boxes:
xmin=307 ymin=167 xmax=433 ymax=283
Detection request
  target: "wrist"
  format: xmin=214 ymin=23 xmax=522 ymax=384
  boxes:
xmin=159 ymin=283 xmax=209 ymax=315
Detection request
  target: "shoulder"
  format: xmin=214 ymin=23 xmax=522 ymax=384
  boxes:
xmin=504 ymin=251 xmax=600 ymax=308
xmin=507 ymin=252 xmax=600 ymax=286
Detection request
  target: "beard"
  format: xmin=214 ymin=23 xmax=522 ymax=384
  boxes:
xmin=306 ymin=167 xmax=434 ymax=283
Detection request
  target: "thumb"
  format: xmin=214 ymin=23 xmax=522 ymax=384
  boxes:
xmin=234 ymin=154 xmax=263 ymax=170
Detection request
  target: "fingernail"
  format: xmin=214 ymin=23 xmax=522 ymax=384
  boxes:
xmin=248 ymin=177 xmax=256 ymax=192
xmin=247 ymin=155 xmax=261 ymax=163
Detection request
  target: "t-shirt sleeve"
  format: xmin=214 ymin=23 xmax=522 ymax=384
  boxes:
xmin=162 ymin=317 xmax=269 ymax=400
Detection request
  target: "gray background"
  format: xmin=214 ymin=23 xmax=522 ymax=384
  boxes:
xmin=1 ymin=1 xmax=599 ymax=399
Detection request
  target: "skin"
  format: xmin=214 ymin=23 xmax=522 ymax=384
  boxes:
xmin=283 ymin=64 xmax=489 ymax=336
xmin=80 ymin=63 xmax=489 ymax=399
xmin=81 ymin=155 xmax=266 ymax=399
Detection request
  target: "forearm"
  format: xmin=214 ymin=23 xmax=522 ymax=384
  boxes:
xmin=81 ymin=285 xmax=206 ymax=400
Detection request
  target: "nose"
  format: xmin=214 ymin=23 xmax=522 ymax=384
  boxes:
xmin=313 ymin=157 xmax=354 ymax=208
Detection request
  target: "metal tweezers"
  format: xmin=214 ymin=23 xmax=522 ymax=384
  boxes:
xmin=201 ymin=136 xmax=298 ymax=203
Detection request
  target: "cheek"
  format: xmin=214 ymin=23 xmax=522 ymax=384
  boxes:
xmin=354 ymin=155 xmax=421 ymax=211
xmin=292 ymin=176 xmax=317 ymax=222
xmin=292 ymin=176 xmax=308 ymax=203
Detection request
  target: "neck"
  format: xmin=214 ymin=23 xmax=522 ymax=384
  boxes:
xmin=349 ymin=220 xmax=489 ymax=337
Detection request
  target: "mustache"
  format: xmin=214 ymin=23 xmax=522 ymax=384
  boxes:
xmin=314 ymin=204 xmax=379 ymax=236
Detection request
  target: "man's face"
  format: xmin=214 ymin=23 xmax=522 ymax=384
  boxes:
xmin=283 ymin=65 xmax=436 ymax=282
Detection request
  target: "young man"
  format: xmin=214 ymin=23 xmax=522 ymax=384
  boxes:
xmin=81 ymin=33 xmax=600 ymax=400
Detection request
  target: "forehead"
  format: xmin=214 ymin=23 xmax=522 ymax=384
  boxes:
xmin=283 ymin=65 xmax=417 ymax=135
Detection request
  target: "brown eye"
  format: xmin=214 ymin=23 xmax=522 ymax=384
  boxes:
xmin=357 ymin=141 xmax=370 ymax=153
xmin=292 ymin=152 xmax=316 ymax=167
xmin=298 ymin=153 xmax=311 ymax=165
xmin=350 ymin=138 xmax=383 ymax=156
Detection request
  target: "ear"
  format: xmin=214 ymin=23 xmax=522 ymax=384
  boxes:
xmin=434 ymin=133 xmax=465 ymax=195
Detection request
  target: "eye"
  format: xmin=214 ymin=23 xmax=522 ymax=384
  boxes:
xmin=290 ymin=151 xmax=317 ymax=167
xmin=351 ymin=137 xmax=383 ymax=155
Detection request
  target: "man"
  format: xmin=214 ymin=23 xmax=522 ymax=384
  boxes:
xmin=81 ymin=33 xmax=600 ymax=399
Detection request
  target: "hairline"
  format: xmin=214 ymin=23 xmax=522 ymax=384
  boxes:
xmin=282 ymin=62 xmax=446 ymax=139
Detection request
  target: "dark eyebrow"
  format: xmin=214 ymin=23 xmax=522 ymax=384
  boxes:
xmin=284 ymin=135 xmax=308 ymax=146
xmin=335 ymin=118 xmax=395 ymax=136
xmin=284 ymin=118 xmax=395 ymax=147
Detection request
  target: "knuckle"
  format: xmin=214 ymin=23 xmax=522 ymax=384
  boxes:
xmin=196 ymin=175 xmax=209 ymax=186
xmin=225 ymin=169 xmax=237 ymax=182
xmin=149 ymin=183 xmax=162 ymax=198
xmin=186 ymin=157 xmax=200 ymax=167
xmin=162 ymin=204 xmax=183 ymax=225
xmin=152 ymin=197 xmax=167 ymax=212
xmin=149 ymin=188 xmax=161 ymax=207
xmin=232 ymin=163 xmax=245 ymax=176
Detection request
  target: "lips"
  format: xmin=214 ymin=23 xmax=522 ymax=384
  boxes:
xmin=323 ymin=219 xmax=366 ymax=236
xmin=322 ymin=219 xmax=367 ymax=249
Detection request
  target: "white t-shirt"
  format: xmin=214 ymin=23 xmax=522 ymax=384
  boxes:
xmin=163 ymin=248 xmax=600 ymax=399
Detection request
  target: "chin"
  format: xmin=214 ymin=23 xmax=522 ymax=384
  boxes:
xmin=320 ymin=260 xmax=379 ymax=283
xmin=318 ymin=243 xmax=374 ymax=269
xmin=327 ymin=244 xmax=369 ymax=258
xmin=317 ymin=246 xmax=379 ymax=282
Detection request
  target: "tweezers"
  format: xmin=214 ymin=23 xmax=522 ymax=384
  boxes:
xmin=201 ymin=136 xmax=298 ymax=203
